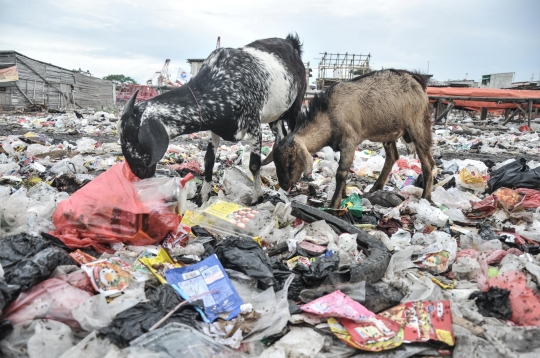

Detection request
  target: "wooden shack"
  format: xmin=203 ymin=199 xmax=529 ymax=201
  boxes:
xmin=0 ymin=51 xmax=115 ymax=111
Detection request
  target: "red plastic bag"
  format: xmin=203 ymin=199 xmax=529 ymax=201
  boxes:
xmin=51 ymin=162 xmax=180 ymax=253
xmin=2 ymin=271 xmax=94 ymax=328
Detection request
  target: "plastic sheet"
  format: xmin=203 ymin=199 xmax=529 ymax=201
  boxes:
xmin=59 ymin=331 xmax=120 ymax=358
xmin=51 ymin=162 xmax=180 ymax=253
xmin=0 ymin=319 xmax=75 ymax=358
xmin=259 ymin=327 xmax=324 ymax=358
xmin=130 ymin=322 xmax=248 ymax=357
xmin=72 ymin=285 xmax=146 ymax=331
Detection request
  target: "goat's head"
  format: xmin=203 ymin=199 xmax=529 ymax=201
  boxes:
xmin=273 ymin=135 xmax=313 ymax=191
xmin=119 ymin=90 xmax=169 ymax=179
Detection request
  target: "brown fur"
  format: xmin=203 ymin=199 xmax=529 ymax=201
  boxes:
xmin=273 ymin=69 xmax=435 ymax=208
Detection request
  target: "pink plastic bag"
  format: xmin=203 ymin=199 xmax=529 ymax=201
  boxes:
xmin=2 ymin=271 xmax=94 ymax=328
xmin=300 ymin=290 xmax=374 ymax=321
xmin=51 ymin=162 xmax=180 ymax=253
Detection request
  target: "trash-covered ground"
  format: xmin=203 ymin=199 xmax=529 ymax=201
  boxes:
xmin=1 ymin=109 xmax=540 ymax=357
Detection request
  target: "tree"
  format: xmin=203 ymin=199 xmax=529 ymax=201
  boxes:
xmin=103 ymin=74 xmax=138 ymax=85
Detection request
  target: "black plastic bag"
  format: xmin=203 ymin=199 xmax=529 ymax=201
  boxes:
xmin=487 ymin=158 xmax=540 ymax=193
xmin=215 ymin=236 xmax=276 ymax=289
xmin=4 ymin=247 xmax=74 ymax=292
xmin=363 ymin=191 xmax=404 ymax=208
xmin=303 ymin=254 xmax=340 ymax=286
xmin=0 ymin=234 xmax=52 ymax=270
xmin=477 ymin=223 xmax=499 ymax=241
xmin=412 ymin=173 xmax=438 ymax=190
xmin=100 ymin=284 xmax=198 ymax=348
xmin=0 ymin=234 xmax=74 ymax=293
xmin=272 ymin=261 xmax=307 ymax=301
xmin=470 ymin=287 xmax=512 ymax=320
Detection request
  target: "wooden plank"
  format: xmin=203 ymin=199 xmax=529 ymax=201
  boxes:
xmin=480 ymin=107 xmax=488 ymax=121
xmin=434 ymin=101 xmax=454 ymax=123
xmin=503 ymin=107 xmax=520 ymax=125
xmin=429 ymin=95 xmax=540 ymax=102
xmin=528 ymin=100 xmax=533 ymax=127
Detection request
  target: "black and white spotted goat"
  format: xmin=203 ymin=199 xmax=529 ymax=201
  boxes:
xmin=119 ymin=34 xmax=306 ymax=204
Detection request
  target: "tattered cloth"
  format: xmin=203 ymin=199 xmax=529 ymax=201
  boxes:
xmin=0 ymin=65 xmax=19 ymax=82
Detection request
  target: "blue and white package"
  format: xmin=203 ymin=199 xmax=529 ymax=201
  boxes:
xmin=165 ymin=254 xmax=243 ymax=323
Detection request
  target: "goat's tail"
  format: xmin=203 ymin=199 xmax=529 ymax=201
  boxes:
xmin=286 ymin=33 xmax=303 ymax=57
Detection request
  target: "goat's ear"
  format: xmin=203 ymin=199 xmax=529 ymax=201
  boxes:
xmin=261 ymin=150 xmax=274 ymax=165
xmin=138 ymin=117 xmax=169 ymax=166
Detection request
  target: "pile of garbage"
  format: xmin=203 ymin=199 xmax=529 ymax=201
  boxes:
xmin=2 ymin=110 xmax=540 ymax=357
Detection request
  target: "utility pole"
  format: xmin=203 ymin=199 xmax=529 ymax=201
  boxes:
xmin=427 ymin=61 xmax=430 ymax=74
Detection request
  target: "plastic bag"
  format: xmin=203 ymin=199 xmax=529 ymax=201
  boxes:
xmin=431 ymin=186 xmax=479 ymax=210
xmin=222 ymin=168 xmax=253 ymax=206
xmin=301 ymin=290 xmax=374 ymax=321
xmin=215 ymin=236 xmax=276 ymax=289
xmin=407 ymin=199 xmax=449 ymax=227
xmin=72 ymin=285 xmax=146 ymax=331
xmin=0 ymin=234 xmax=75 ymax=303
xmin=470 ymin=287 xmax=512 ymax=320
xmin=100 ymin=284 xmax=198 ymax=348
xmin=51 ymin=163 xmax=180 ymax=253
xmin=458 ymin=166 xmax=486 ymax=192
xmin=133 ymin=174 xmax=194 ymax=216
xmin=303 ymin=253 xmax=340 ymax=286
xmin=488 ymin=271 xmax=540 ymax=326
xmin=2 ymin=271 xmax=94 ymax=328
xmin=50 ymin=155 xmax=88 ymax=175
xmin=181 ymin=198 xmax=275 ymax=239
xmin=243 ymin=274 xmax=294 ymax=342
xmin=488 ymin=158 xmax=540 ymax=193
xmin=166 ymin=254 xmax=243 ymax=322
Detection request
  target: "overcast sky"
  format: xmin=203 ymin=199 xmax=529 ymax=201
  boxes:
xmin=1 ymin=0 xmax=539 ymax=85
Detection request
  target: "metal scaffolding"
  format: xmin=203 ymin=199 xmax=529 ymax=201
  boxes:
xmin=316 ymin=52 xmax=371 ymax=90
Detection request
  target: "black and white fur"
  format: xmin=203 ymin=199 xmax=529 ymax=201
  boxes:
xmin=119 ymin=34 xmax=306 ymax=204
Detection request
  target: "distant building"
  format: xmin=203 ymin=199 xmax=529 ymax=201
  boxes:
xmin=0 ymin=51 xmax=115 ymax=111
xmin=505 ymin=81 xmax=539 ymax=90
xmin=446 ymin=79 xmax=479 ymax=88
xmin=480 ymin=72 xmax=514 ymax=89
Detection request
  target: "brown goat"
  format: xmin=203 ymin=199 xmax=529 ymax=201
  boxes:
xmin=271 ymin=69 xmax=435 ymax=208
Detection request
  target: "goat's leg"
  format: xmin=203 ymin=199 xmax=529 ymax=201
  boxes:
xmin=262 ymin=120 xmax=285 ymax=165
xmin=329 ymin=146 xmax=355 ymax=209
xmin=370 ymin=141 xmax=399 ymax=192
xmin=201 ymin=131 xmax=220 ymax=202
xmin=415 ymin=144 xmax=436 ymax=201
xmin=249 ymin=131 xmax=264 ymax=205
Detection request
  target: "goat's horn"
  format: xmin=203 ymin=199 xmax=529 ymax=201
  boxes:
xmin=125 ymin=89 xmax=139 ymax=114
xmin=261 ymin=150 xmax=274 ymax=165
